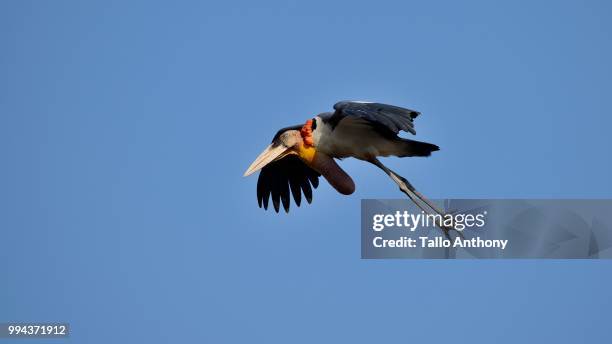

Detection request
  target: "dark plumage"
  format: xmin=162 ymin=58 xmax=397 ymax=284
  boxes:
xmin=328 ymin=101 xmax=420 ymax=136
xmin=257 ymin=155 xmax=320 ymax=213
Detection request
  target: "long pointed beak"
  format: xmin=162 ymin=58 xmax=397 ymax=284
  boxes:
xmin=243 ymin=144 xmax=291 ymax=177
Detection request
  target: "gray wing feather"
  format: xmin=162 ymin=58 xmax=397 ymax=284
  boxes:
xmin=332 ymin=101 xmax=420 ymax=135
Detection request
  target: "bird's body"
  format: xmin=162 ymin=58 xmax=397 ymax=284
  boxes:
xmin=313 ymin=113 xmax=438 ymax=159
xmin=315 ymin=114 xmax=385 ymax=159
xmin=244 ymin=101 xmax=441 ymax=218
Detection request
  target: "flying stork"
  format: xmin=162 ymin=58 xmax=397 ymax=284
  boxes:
xmin=244 ymin=101 xmax=449 ymax=229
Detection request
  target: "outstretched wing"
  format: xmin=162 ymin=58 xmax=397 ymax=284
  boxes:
xmin=330 ymin=101 xmax=421 ymax=136
xmin=257 ymin=155 xmax=320 ymax=213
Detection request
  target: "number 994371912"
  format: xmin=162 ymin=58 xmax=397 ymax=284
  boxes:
xmin=1 ymin=323 xmax=69 ymax=338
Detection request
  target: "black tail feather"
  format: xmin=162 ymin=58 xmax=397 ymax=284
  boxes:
xmin=397 ymin=138 xmax=439 ymax=157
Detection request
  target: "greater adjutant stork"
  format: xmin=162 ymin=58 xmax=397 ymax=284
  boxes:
xmin=244 ymin=101 xmax=446 ymax=222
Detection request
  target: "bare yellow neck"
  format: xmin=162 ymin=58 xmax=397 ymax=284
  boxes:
xmin=297 ymin=144 xmax=316 ymax=165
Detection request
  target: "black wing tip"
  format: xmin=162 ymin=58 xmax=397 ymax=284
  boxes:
xmin=255 ymin=155 xmax=319 ymax=213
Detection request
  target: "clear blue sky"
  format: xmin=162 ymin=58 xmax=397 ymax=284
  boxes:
xmin=1 ymin=0 xmax=611 ymax=342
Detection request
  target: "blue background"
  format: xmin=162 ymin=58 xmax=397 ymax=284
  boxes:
xmin=1 ymin=0 xmax=611 ymax=342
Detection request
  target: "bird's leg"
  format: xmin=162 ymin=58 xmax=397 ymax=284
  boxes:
xmin=368 ymin=158 xmax=440 ymax=214
xmin=390 ymin=172 xmax=447 ymax=216
xmin=369 ymin=158 xmax=431 ymax=213
xmin=368 ymin=158 xmax=458 ymax=238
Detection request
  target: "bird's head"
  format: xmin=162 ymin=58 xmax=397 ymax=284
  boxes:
xmin=243 ymin=119 xmax=317 ymax=176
